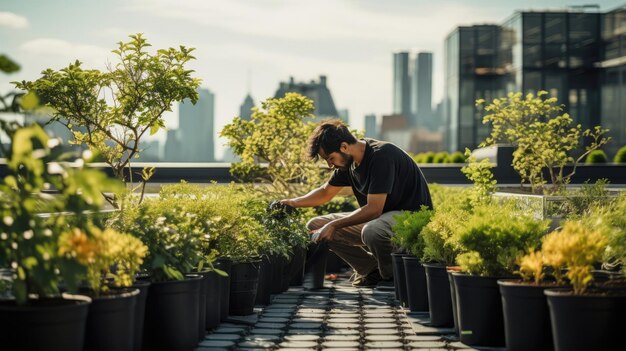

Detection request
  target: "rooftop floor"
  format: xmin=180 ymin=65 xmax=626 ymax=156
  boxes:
xmin=197 ymin=274 xmax=503 ymax=350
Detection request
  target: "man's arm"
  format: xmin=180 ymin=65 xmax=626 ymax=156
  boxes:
xmin=281 ymin=182 xmax=342 ymax=208
xmin=316 ymin=193 xmax=387 ymax=241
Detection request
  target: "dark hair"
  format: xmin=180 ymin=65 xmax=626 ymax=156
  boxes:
xmin=306 ymin=119 xmax=357 ymax=160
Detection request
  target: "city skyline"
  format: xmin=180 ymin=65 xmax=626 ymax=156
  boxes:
xmin=1 ymin=0 xmax=624 ymax=158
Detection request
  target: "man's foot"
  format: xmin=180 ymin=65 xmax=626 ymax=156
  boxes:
xmin=352 ymin=269 xmax=383 ymax=287
xmin=375 ymin=278 xmax=395 ymax=291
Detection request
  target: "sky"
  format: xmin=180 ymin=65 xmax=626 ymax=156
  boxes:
xmin=1 ymin=0 xmax=624 ymax=158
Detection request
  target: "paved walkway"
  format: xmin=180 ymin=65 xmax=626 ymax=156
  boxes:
xmin=196 ymin=275 xmax=483 ymax=350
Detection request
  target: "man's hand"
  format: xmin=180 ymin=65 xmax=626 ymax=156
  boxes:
xmin=311 ymin=222 xmax=336 ymax=243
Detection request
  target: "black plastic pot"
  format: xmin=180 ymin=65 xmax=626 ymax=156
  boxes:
xmin=546 ymin=288 xmax=625 ymax=351
xmin=452 ymin=273 xmax=506 ymax=347
xmin=193 ymin=270 xmax=211 ymax=340
xmin=423 ymin=263 xmax=453 ymax=327
xmin=269 ymin=255 xmax=286 ymax=294
xmin=84 ymin=288 xmax=139 ymax=351
xmin=0 ymin=294 xmax=91 ymax=351
xmin=255 ymin=255 xmax=273 ymax=305
xmin=205 ymin=270 xmax=221 ymax=330
xmin=229 ymin=260 xmax=261 ymax=316
xmin=498 ymin=280 xmax=554 ymax=351
xmin=283 ymin=246 xmax=306 ymax=289
xmin=391 ymin=252 xmax=410 ymax=306
xmin=447 ymin=270 xmax=460 ymax=337
xmin=403 ymin=256 xmax=429 ymax=312
xmin=131 ymin=280 xmax=150 ymax=351
xmin=305 ymin=241 xmax=329 ymax=289
xmin=142 ymin=275 xmax=202 ymax=351
xmin=215 ymin=258 xmax=232 ymax=321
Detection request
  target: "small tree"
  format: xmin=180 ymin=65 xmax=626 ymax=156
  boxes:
xmin=477 ymin=91 xmax=610 ymax=193
xmin=15 ymin=34 xmax=201 ymax=206
xmin=220 ymin=92 xmax=324 ymax=197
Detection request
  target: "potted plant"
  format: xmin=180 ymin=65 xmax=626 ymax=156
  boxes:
xmin=113 ymin=195 xmax=205 ymax=351
xmin=452 ymin=203 xmax=549 ymax=347
xmin=420 ymin=208 xmax=466 ymax=328
xmin=58 ymin=223 xmax=147 ymax=351
xmin=0 ymin=122 xmax=121 ymax=350
xmin=391 ymin=207 xmax=433 ymax=312
xmin=542 ymin=219 xmax=624 ymax=350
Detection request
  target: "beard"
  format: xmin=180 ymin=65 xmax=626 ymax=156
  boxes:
xmin=337 ymin=151 xmax=354 ymax=171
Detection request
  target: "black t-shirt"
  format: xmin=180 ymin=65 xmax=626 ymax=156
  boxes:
xmin=328 ymin=138 xmax=433 ymax=213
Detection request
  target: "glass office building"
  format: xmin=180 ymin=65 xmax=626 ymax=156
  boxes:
xmin=444 ymin=7 xmax=626 ymax=156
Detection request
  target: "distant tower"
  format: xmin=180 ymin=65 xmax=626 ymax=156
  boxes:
xmin=163 ymin=129 xmax=181 ymax=161
xmin=393 ymin=52 xmax=411 ymax=120
xmin=240 ymin=94 xmax=255 ymax=121
xmin=364 ymin=114 xmax=378 ymax=139
xmin=178 ymin=88 xmax=215 ymax=162
xmin=411 ymin=52 xmax=433 ymax=128
xmin=274 ymin=75 xmax=338 ymax=120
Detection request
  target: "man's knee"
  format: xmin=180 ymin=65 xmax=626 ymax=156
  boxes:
xmin=306 ymin=216 xmax=329 ymax=231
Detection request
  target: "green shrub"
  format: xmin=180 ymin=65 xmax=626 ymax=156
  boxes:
xmin=447 ymin=151 xmax=466 ymax=163
xmin=315 ymin=196 xmax=358 ymax=215
xmin=391 ymin=207 xmax=434 ymax=257
xmin=583 ymin=194 xmax=626 ymax=277
xmin=423 ymin=151 xmax=435 ymax=163
xmin=585 ymin=150 xmax=608 ymax=164
xmin=456 ymin=203 xmax=550 ymax=276
xmin=421 ymin=209 xmax=466 ymax=264
xmin=614 ymin=145 xmax=626 ymax=163
xmin=429 ymin=184 xmax=473 ymax=213
xmin=433 ymin=152 xmax=448 ymax=164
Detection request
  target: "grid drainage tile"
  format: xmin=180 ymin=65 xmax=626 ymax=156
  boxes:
xmin=197 ymin=275 xmax=486 ymax=350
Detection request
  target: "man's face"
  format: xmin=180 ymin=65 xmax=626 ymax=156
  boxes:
xmin=320 ymin=147 xmax=354 ymax=171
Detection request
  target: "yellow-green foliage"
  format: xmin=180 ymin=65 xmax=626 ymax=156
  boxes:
xmin=429 ymin=184 xmax=473 ymax=212
xmin=58 ymin=224 xmax=147 ymax=295
xmin=580 ymin=194 xmax=626 ymax=277
xmin=391 ymin=207 xmax=434 ymax=257
xmin=517 ymin=249 xmax=545 ymax=284
xmin=421 ymin=209 xmax=466 ymax=265
xmin=541 ymin=221 xmax=607 ymax=294
xmin=460 ymin=149 xmax=496 ymax=206
xmin=221 ymin=93 xmax=324 ymax=197
xmin=477 ymin=91 xmax=610 ymax=193
xmin=457 ymin=203 xmax=549 ymax=276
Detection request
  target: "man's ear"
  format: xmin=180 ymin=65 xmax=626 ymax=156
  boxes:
xmin=340 ymin=142 xmax=349 ymax=153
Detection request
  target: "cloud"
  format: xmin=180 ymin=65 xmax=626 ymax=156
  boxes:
xmin=19 ymin=38 xmax=112 ymax=69
xmin=0 ymin=11 xmax=29 ymax=29
xmin=122 ymin=0 xmax=496 ymax=46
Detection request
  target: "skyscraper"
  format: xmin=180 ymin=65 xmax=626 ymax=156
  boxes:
xmin=240 ymin=94 xmax=255 ymax=121
xmin=393 ymin=52 xmax=411 ymax=119
xmin=178 ymin=87 xmax=215 ymax=162
xmin=442 ymin=7 xmax=624 ymax=154
xmin=274 ymin=75 xmax=338 ymax=119
xmin=364 ymin=114 xmax=378 ymax=139
xmin=411 ymin=52 xmax=434 ymax=129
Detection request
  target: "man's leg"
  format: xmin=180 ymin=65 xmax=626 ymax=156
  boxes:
xmin=360 ymin=211 xmax=402 ymax=280
xmin=307 ymin=213 xmax=378 ymax=276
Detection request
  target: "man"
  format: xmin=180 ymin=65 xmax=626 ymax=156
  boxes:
xmin=280 ymin=119 xmax=433 ymax=287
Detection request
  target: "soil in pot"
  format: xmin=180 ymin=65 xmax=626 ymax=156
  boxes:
xmin=423 ymin=263 xmax=453 ymax=327
xmin=0 ymin=294 xmax=91 ymax=351
xmin=83 ymin=288 xmax=139 ymax=351
xmin=498 ymin=279 xmax=558 ymax=351
xmin=545 ymin=288 xmax=626 ymax=351
xmin=229 ymin=260 xmax=261 ymax=316
xmin=403 ymin=256 xmax=429 ymax=312
xmin=453 ymin=272 xmax=506 ymax=347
